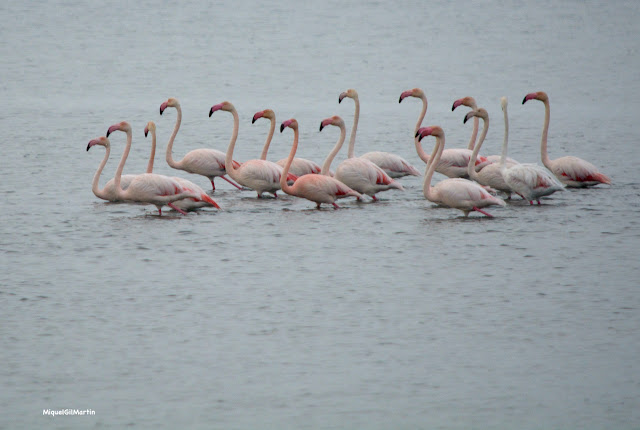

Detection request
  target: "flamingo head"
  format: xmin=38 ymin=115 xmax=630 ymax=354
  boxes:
xmin=339 ymin=88 xmax=358 ymax=103
xmin=452 ymin=96 xmax=477 ymax=111
xmin=463 ymin=108 xmax=488 ymax=124
xmin=87 ymin=136 xmax=110 ymax=151
xmin=252 ymin=109 xmax=274 ymax=124
xmin=280 ymin=118 xmax=298 ymax=133
xmin=500 ymin=96 xmax=508 ymax=111
xmin=106 ymin=121 xmax=131 ymax=137
xmin=159 ymin=97 xmax=179 ymax=115
xmin=522 ymin=91 xmax=548 ymax=104
xmin=319 ymin=115 xmax=344 ymax=132
xmin=416 ymin=126 xmax=444 ymax=142
xmin=209 ymin=101 xmax=234 ymax=117
xmin=144 ymin=121 xmax=156 ymax=138
xmin=399 ymin=87 xmax=424 ymax=103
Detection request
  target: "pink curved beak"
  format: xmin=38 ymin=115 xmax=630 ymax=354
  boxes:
xmin=159 ymin=101 xmax=168 ymax=115
xmin=280 ymin=119 xmax=294 ymax=132
xmin=86 ymin=138 xmax=101 ymax=151
xmin=252 ymin=111 xmax=264 ymax=124
xmin=338 ymin=91 xmax=348 ymax=103
xmin=416 ymin=126 xmax=433 ymax=141
xmin=522 ymin=92 xmax=538 ymax=104
xmin=144 ymin=125 xmax=149 ymax=137
xmin=209 ymin=103 xmax=224 ymax=117
xmin=106 ymin=124 xmax=120 ymax=137
xmin=319 ymin=118 xmax=333 ymax=132
xmin=399 ymin=90 xmax=413 ymax=103
xmin=452 ymin=99 xmax=464 ymax=111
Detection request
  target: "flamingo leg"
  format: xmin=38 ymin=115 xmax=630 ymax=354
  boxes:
xmin=168 ymin=202 xmax=188 ymax=215
xmin=219 ymin=175 xmax=244 ymax=190
xmin=332 ymin=203 xmax=341 ymax=209
xmin=371 ymin=195 xmax=378 ymax=202
xmin=210 ymin=179 xmax=216 ymax=191
xmin=473 ymin=206 xmax=494 ymax=217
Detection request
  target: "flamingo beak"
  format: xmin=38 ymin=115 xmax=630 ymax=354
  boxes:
xmin=144 ymin=126 xmax=149 ymax=137
xmin=252 ymin=111 xmax=263 ymax=124
xmin=338 ymin=92 xmax=347 ymax=103
xmin=160 ymin=101 xmax=167 ymax=115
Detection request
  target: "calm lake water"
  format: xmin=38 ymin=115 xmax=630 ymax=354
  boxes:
xmin=1 ymin=1 xmax=639 ymax=429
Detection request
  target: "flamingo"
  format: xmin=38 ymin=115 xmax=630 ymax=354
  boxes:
xmin=319 ymin=115 xmax=403 ymax=201
xmin=495 ymin=97 xmax=565 ymax=205
xmin=209 ymin=101 xmax=297 ymax=198
xmin=463 ymin=108 xmax=517 ymax=198
xmin=104 ymin=121 xmax=220 ymax=215
xmin=252 ymin=109 xmax=323 ymax=177
xmin=399 ymin=88 xmax=489 ymax=178
xmin=452 ymin=96 xmax=519 ymax=166
xmin=338 ymin=88 xmax=420 ymax=178
xmin=144 ymin=121 xmax=220 ymax=211
xmin=279 ymin=118 xmax=361 ymax=209
xmin=416 ymin=126 xmax=506 ymax=217
xmin=523 ymin=91 xmax=611 ymax=187
xmin=159 ymin=97 xmax=243 ymax=191
xmin=87 ymin=136 xmax=140 ymax=202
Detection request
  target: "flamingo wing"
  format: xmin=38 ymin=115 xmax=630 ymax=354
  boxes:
xmin=551 ymin=156 xmax=611 ymax=185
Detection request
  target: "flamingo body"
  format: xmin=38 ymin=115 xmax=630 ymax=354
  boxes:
xmin=335 ymin=158 xmax=403 ymax=199
xmin=276 ymin=157 xmax=322 ymax=177
xmin=502 ymin=163 xmax=565 ymax=204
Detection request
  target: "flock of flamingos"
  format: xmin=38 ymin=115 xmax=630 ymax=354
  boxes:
xmin=87 ymin=88 xmax=611 ymax=218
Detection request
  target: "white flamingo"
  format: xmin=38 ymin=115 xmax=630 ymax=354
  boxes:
xmin=279 ymin=118 xmax=361 ymax=209
xmin=104 ymin=121 xmax=220 ymax=215
xmin=338 ymin=88 xmax=420 ymax=178
xmin=523 ymin=91 xmax=611 ymax=187
xmin=252 ymin=109 xmax=323 ymax=177
xmin=87 ymin=136 xmax=141 ymax=202
xmin=498 ymin=97 xmax=565 ymax=205
xmin=399 ymin=88 xmax=489 ymax=178
xmin=209 ymin=101 xmax=296 ymax=198
xmin=319 ymin=115 xmax=403 ymax=201
xmin=159 ymin=97 xmax=243 ymax=191
xmin=463 ymin=107 xmax=517 ymax=198
xmin=416 ymin=125 xmax=506 ymax=217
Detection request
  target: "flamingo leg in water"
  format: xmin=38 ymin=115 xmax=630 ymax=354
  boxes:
xmin=167 ymin=202 xmax=188 ymax=215
xmin=219 ymin=175 xmax=244 ymax=190
xmin=332 ymin=203 xmax=340 ymax=209
xmin=472 ymin=206 xmax=494 ymax=217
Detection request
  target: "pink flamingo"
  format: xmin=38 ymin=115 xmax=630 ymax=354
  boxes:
xmin=523 ymin=91 xmax=611 ymax=187
xmin=319 ymin=115 xmax=403 ymax=201
xmin=159 ymin=97 xmax=243 ymax=191
xmin=416 ymin=126 xmax=506 ymax=217
xmin=209 ymin=101 xmax=296 ymax=198
xmin=279 ymin=118 xmax=361 ymax=209
xmin=399 ymin=88 xmax=489 ymax=178
xmin=87 ymin=136 xmax=141 ymax=202
xmin=252 ymin=109 xmax=323 ymax=177
xmin=338 ymin=88 xmax=420 ymax=178
xmin=492 ymin=97 xmax=565 ymax=205
xmin=453 ymin=96 xmax=519 ymax=166
xmin=105 ymin=121 xmax=220 ymax=215
xmin=144 ymin=121 xmax=220 ymax=211
xmin=463 ymin=107 xmax=517 ymax=198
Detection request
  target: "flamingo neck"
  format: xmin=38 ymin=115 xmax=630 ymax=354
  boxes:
xmin=91 ymin=144 xmax=110 ymax=200
xmin=347 ymin=95 xmax=360 ymax=158
xmin=114 ymin=129 xmax=132 ymax=198
xmin=224 ymin=108 xmax=240 ymax=178
xmin=468 ymin=116 xmax=488 ymax=180
xmin=500 ymin=104 xmax=509 ymax=168
xmin=321 ymin=123 xmax=346 ymax=175
xmin=467 ymin=116 xmax=479 ymax=150
xmin=412 ymin=94 xmax=430 ymax=164
xmin=259 ymin=116 xmax=276 ymax=160
xmin=280 ymin=127 xmax=298 ymax=194
xmin=147 ymin=130 xmax=156 ymax=173
xmin=539 ymin=98 xmax=552 ymax=168
xmin=165 ymin=103 xmax=182 ymax=169
xmin=422 ymin=134 xmax=443 ymax=202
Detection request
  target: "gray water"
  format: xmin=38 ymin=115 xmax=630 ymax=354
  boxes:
xmin=2 ymin=1 xmax=640 ymax=429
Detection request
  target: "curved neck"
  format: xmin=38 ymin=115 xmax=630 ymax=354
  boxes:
xmin=347 ymin=96 xmax=360 ymax=158
xmin=280 ymin=127 xmax=298 ymax=194
xmin=165 ymin=104 xmax=182 ymax=168
xmin=147 ymin=130 xmax=156 ymax=173
xmin=224 ymin=108 xmax=240 ymax=177
xmin=468 ymin=116 xmax=488 ymax=180
xmin=321 ymin=123 xmax=346 ymax=175
xmin=114 ymin=129 xmax=133 ymax=197
xmin=422 ymin=134 xmax=443 ymax=201
xmin=259 ymin=116 xmax=276 ymax=160
xmin=412 ymin=94 xmax=430 ymax=164
xmin=539 ymin=98 xmax=551 ymax=168
xmin=467 ymin=116 xmax=479 ymax=150
xmin=91 ymin=144 xmax=111 ymax=200
xmin=500 ymin=104 xmax=509 ymax=167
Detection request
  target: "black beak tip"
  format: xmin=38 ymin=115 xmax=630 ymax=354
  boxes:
xmin=280 ymin=124 xmax=285 ymax=133
xmin=209 ymin=109 xmax=213 ymax=117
